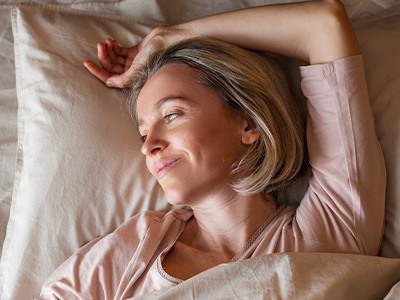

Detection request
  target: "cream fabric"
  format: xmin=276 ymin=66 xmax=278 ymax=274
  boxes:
xmin=353 ymin=8 xmax=400 ymax=257
xmin=0 ymin=6 xmax=17 ymax=259
xmin=1 ymin=4 xmax=169 ymax=300
xmin=36 ymin=208 xmax=400 ymax=299
xmin=1 ymin=1 xmax=400 ymax=299
xmin=135 ymin=252 xmax=400 ymax=300
xmin=35 ymin=55 xmax=388 ymax=299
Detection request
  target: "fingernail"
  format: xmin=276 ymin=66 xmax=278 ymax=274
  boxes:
xmin=106 ymin=79 xmax=114 ymax=87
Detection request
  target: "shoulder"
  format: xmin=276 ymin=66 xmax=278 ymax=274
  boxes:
xmin=39 ymin=208 xmax=193 ymax=298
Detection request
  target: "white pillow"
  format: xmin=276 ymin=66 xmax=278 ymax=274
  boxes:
xmin=352 ymin=6 xmax=400 ymax=257
xmin=0 ymin=5 xmax=18 ymax=262
xmin=0 ymin=4 xmax=169 ymax=299
xmin=2 ymin=2 xmax=400 ymax=300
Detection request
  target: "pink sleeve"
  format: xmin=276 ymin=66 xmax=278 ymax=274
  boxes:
xmin=35 ymin=212 xmax=154 ymax=300
xmin=295 ymin=55 xmax=386 ymax=255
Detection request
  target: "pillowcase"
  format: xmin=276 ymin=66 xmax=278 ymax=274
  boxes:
xmin=352 ymin=6 xmax=400 ymax=258
xmin=1 ymin=4 xmax=169 ymax=299
xmin=0 ymin=5 xmax=18 ymax=262
xmin=2 ymin=2 xmax=400 ymax=299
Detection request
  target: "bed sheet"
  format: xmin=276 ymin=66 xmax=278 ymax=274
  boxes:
xmin=135 ymin=253 xmax=400 ymax=300
xmin=1 ymin=0 xmax=399 ymax=260
xmin=1 ymin=0 xmax=400 ymax=299
xmin=0 ymin=8 xmax=18 ymax=267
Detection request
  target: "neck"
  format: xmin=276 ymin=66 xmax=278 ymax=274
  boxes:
xmin=184 ymin=192 xmax=277 ymax=258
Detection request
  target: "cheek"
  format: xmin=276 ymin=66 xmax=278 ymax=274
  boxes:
xmin=185 ymin=126 xmax=243 ymax=166
xmin=145 ymin=156 xmax=155 ymax=176
xmin=180 ymin=125 xmax=214 ymax=150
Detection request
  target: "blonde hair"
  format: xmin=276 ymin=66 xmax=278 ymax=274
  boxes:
xmin=128 ymin=38 xmax=307 ymax=196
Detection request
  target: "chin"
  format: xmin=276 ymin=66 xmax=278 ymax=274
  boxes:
xmin=163 ymin=186 xmax=191 ymax=207
xmin=164 ymin=194 xmax=187 ymax=207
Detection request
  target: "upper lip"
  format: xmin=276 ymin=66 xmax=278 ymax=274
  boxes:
xmin=153 ymin=158 xmax=181 ymax=178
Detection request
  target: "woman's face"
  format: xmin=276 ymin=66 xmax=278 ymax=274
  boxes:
xmin=136 ymin=63 xmax=251 ymax=206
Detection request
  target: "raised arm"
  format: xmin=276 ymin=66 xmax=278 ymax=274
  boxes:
xmin=84 ymin=0 xmax=359 ymax=88
xmin=176 ymin=0 xmax=358 ymax=64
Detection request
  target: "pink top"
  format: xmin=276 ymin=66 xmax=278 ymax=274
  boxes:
xmin=37 ymin=55 xmax=386 ymax=299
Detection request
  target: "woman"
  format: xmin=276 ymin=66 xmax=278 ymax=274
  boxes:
xmin=38 ymin=0 xmax=386 ymax=298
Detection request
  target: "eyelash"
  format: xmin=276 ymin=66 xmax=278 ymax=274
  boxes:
xmin=140 ymin=113 xmax=179 ymax=143
xmin=165 ymin=113 xmax=178 ymax=123
xmin=140 ymin=135 xmax=147 ymax=143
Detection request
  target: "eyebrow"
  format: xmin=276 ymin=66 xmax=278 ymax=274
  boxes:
xmin=136 ymin=96 xmax=186 ymax=130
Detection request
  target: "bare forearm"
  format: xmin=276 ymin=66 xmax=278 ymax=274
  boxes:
xmin=173 ymin=0 xmax=359 ymax=64
xmin=85 ymin=0 xmax=360 ymax=88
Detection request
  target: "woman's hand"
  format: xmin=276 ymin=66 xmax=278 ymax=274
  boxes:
xmin=83 ymin=38 xmax=137 ymax=88
xmin=84 ymin=26 xmax=187 ymax=88
xmin=84 ymin=1 xmax=358 ymax=88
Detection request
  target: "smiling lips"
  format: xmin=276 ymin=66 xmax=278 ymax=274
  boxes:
xmin=154 ymin=158 xmax=181 ymax=179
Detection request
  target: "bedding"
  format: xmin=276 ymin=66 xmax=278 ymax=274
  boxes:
xmin=1 ymin=0 xmax=400 ymax=299
xmin=135 ymin=253 xmax=400 ymax=300
xmin=0 ymin=5 xmax=18 ymax=260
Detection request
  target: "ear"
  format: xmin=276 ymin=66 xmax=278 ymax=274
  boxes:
xmin=241 ymin=117 xmax=259 ymax=145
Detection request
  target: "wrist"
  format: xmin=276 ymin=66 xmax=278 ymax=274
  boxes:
xmin=165 ymin=24 xmax=198 ymax=45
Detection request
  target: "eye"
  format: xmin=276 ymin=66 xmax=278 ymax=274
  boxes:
xmin=140 ymin=135 xmax=147 ymax=144
xmin=165 ymin=113 xmax=178 ymax=123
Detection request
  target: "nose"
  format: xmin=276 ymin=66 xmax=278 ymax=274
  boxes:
xmin=140 ymin=130 xmax=167 ymax=157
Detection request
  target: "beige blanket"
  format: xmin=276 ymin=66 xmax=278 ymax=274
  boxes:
xmin=1 ymin=1 xmax=400 ymax=299
xmin=136 ymin=253 xmax=400 ymax=299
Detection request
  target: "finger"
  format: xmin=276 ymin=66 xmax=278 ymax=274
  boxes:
xmin=115 ymin=56 xmax=126 ymax=66
xmin=97 ymin=43 xmax=115 ymax=72
xmin=111 ymin=47 xmax=138 ymax=72
xmin=112 ymin=40 xmax=123 ymax=55
xmin=124 ymin=56 xmax=135 ymax=72
xmin=105 ymin=38 xmax=117 ymax=62
xmin=111 ymin=64 xmax=125 ymax=74
xmin=107 ymin=39 xmax=129 ymax=71
xmin=83 ymin=60 xmax=113 ymax=84
xmin=124 ymin=47 xmax=139 ymax=71
xmin=106 ymin=63 xmax=141 ymax=88
xmin=105 ymin=37 xmax=114 ymax=46
xmin=106 ymin=44 xmax=156 ymax=88
xmin=109 ymin=39 xmax=131 ymax=67
xmin=115 ymin=45 xmax=130 ymax=57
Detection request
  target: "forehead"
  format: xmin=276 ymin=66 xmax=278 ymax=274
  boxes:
xmin=136 ymin=63 xmax=209 ymax=115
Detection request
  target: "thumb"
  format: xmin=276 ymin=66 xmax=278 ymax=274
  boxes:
xmin=106 ymin=62 xmax=142 ymax=88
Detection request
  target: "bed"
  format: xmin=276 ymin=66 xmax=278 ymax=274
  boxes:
xmin=1 ymin=0 xmax=400 ymax=299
